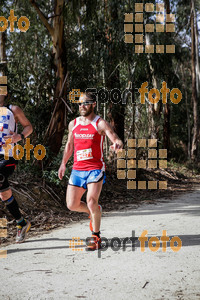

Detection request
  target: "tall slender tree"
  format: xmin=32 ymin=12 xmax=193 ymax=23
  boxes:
xmin=0 ymin=32 xmax=7 ymax=76
xmin=190 ymin=0 xmax=199 ymax=160
xmin=105 ymin=0 xmax=125 ymax=143
xmin=163 ymin=0 xmax=172 ymax=155
xmin=30 ymin=0 xmax=67 ymax=155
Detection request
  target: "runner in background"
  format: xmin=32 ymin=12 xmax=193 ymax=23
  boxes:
xmin=0 ymin=94 xmax=33 ymax=243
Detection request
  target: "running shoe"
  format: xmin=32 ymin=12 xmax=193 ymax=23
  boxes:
xmin=16 ymin=220 xmax=31 ymax=243
xmin=85 ymin=235 xmax=101 ymax=251
xmin=89 ymin=204 xmax=102 ymax=232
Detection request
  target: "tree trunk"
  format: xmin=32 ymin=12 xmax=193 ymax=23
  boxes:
xmin=191 ymin=0 xmax=198 ymax=160
xmin=194 ymin=8 xmax=200 ymax=98
xmin=0 ymin=32 xmax=7 ymax=76
xmin=163 ymin=0 xmax=171 ymax=154
xmin=30 ymin=0 xmax=67 ymax=155
xmin=181 ymin=65 xmax=191 ymax=160
xmin=145 ymin=33 xmax=161 ymax=139
xmin=106 ymin=2 xmax=124 ymax=143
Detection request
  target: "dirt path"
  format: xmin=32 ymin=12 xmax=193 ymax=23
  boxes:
xmin=0 ymin=188 xmax=200 ymax=300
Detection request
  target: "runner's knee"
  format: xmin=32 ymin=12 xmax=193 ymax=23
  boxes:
xmin=67 ymin=201 xmax=79 ymax=211
xmin=0 ymin=187 xmax=12 ymax=201
xmin=87 ymin=197 xmax=98 ymax=212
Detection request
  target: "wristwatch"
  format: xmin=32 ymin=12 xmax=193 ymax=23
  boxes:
xmin=20 ymin=133 xmax=25 ymax=143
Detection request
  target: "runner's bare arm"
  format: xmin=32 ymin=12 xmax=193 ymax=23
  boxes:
xmin=98 ymin=119 xmax=123 ymax=152
xmin=4 ymin=105 xmax=33 ymax=143
xmin=58 ymin=120 xmax=74 ymax=180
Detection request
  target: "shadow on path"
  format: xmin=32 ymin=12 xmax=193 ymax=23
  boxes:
xmin=6 ymin=234 xmax=200 ymax=255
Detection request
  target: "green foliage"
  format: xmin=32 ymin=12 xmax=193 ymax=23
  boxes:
xmin=0 ymin=0 xmax=199 ymax=177
xmin=43 ymin=170 xmax=61 ymax=186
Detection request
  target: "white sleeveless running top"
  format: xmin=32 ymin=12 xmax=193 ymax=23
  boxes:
xmin=0 ymin=105 xmax=17 ymax=157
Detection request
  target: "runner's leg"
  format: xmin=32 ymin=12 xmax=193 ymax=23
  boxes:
xmin=1 ymin=188 xmax=23 ymax=222
xmin=0 ymin=189 xmax=12 ymax=200
xmin=0 ymin=161 xmax=25 ymax=225
xmin=1 ymin=188 xmax=31 ymax=243
xmin=86 ymin=180 xmax=103 ymax=233
xmin=66 ymin=184 xmax=89 ymax=213
xmin=0 ymin=159 xmax=31 ymax=242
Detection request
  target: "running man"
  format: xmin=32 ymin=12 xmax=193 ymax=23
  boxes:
xmin=0 ymin=94 xmax=33 ymax=243
xmin=58 ymin=92 xmax=123 ymax=250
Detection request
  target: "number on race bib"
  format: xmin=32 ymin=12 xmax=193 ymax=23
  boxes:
xmin=77 ymin=148 xmax=93 ymax=161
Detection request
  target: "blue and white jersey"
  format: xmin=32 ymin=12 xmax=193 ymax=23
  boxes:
xmin=0 ymin=105 xmax=17 ymax=157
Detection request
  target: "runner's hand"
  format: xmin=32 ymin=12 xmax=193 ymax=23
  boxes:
xmin=4 ymin=131 xmax=22 ymax=143
xmin=58 ymin=163 xmax=66 ymax=180
xmin=110 ymin=142 xmax=123 ymax=153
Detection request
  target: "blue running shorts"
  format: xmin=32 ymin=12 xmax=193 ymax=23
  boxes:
xmin=69 ymin=169 xmax=106 ymax=189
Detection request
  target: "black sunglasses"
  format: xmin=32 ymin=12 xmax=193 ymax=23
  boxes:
xmin=78 ymin=102 xmax=93 ymax=106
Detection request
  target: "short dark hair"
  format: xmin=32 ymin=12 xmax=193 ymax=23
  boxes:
xmin=84 ymin=92 xmax=96 ymax=102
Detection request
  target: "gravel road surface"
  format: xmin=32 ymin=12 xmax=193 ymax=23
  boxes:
xmin=0 ymin=189 xmax=200 ymax=300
